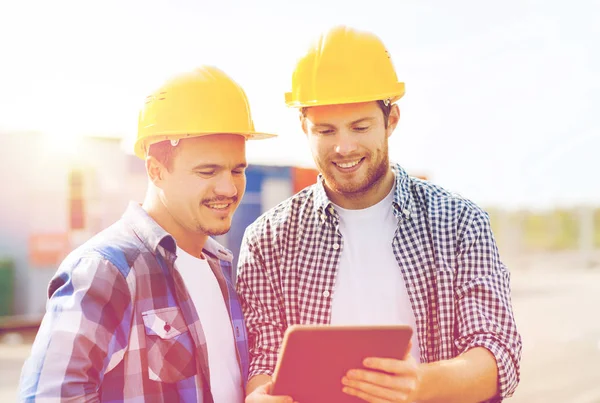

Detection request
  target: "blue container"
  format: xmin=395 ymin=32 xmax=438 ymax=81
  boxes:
xmin=227 ymin=165 xmax=292 ymax=270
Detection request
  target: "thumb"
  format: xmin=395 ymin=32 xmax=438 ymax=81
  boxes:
xmin=256 ymin=381 xmax=274 ymax=394
xmin=404 ymin=340 xmax=413 ymax=360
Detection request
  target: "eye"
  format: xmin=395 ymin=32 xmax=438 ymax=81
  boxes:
xmin=353 ymin=126 xmax=370 ymax=132
xmin=232 ymin=169 xmax=246 ymax=175
xmin=316 ymin=129 xmax=335 ymax=135
xmin=196 ymin=171 xmax=215 ymax=177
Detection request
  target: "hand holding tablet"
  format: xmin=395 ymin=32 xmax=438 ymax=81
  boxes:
xmin=271 ymin=325 xmax=414 ymax=402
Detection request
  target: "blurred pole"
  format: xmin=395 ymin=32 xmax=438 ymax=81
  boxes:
xmin=549 ymin=209 xmax=561 ymax=251
xmin=499 ymin=209 xmax=523 ymax=270
xmin=578 ymin=205 xmax=595 ymax=269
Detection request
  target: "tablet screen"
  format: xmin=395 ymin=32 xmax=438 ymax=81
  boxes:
xmin=271 ymin=324 xmax=413 ymax=402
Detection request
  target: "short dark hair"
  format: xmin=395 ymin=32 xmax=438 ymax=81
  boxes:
xmin=300 ymin=100 xmax=393 ymax=128
xmin=147 ymin=140 xmax=179 ymax=171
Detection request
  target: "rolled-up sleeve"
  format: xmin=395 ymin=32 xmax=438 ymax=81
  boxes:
xmin=454 ymin=209 xmax=522 ymax=399
xmin=236 ymin=228 xmax=286 ymax=379
xmin=19 ymin=256 xmax=132 ymax=402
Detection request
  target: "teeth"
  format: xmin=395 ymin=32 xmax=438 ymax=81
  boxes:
xmin=336 ymin=160 xmax=361 ymax=169
xmin=208 ymin=204 xmax=229 ymax=209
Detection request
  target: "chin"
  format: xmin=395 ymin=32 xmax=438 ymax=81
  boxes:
xmin=327 ymin=176 xmax=366 ymax=193
xmin=206 ymin=224 xmax=232 ymax=237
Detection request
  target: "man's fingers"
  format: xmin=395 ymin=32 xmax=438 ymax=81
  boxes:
xmin=342 ymin=385 xmax=395 ymax=403
xmin=245 ymin=381 xmax=295 ymax=403
xmin=361 ymin=356 xmax=418 ymax=375
xmin=344 ymin=370 xmax=416 ymax=394
xmin=247 ymin=393 xmax=294 ymax=403
xmin=342 ymin=376 xmax=409 ymax=402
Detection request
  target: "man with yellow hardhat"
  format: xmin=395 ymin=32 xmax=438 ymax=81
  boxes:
xmin=240 ymin=26 xmax=521 ymax=403
xmin=19 ymin=65 xmax=276 ymax=403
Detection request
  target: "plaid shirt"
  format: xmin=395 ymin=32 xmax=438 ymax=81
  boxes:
xmin=237 ymin=163 xmax=522 ymax=401
xmin=19 ymin=202 xmax=249 ymax=403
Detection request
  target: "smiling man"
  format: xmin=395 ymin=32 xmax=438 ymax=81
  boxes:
xmin=239 ymin=26 xmax=522 ymax=403
xmin=19 ymin=66 xmax=276 ymax=403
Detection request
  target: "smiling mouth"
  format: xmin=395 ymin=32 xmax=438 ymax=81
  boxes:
xmin=333 ymin=158 xmax=364 ymax=169
xmin=203 ymin=198 xmax=237 ymax=210
xmin=206 ymin=203 xmax=231 ymax=210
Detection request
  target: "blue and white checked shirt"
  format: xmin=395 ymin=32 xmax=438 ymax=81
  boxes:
xmin=19 ymin=202 xmax=249 ymax=402
xmin=237 ymin=163 xmax=522 ymax=401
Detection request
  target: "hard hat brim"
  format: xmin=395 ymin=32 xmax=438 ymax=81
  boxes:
xmin=284 ymin=83 xmax=405 ymax=108
xmin=134 ymin=131 xmax=277 ymax=160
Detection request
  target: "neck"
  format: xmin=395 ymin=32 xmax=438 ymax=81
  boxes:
xmin=142 ymin=190 xmax=207 ymax=259
xmin=325 ymin=168 xmax=395 ymax=210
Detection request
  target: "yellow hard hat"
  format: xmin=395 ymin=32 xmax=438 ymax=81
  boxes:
xmin=285 ymin=25 xmax=405 ymax=108
xmin=135 ymin=65 xmax=276 ymax=159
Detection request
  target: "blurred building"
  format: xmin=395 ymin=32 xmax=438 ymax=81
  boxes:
xmin=0 ymin=131 xmax=320 ymax=317
xmin=2 ymin=131 xmax=596 ymax=319
xmin=0 ymin=131 xmax=146 ymax=316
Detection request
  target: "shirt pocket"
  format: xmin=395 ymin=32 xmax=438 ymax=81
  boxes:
xmin=142 ymin=307 xmax=197 ymax=383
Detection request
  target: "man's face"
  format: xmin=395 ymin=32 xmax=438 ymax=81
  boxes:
xmin=303 ymin=101 xmax=397 ymax=197
xmin=157 ymin=134 xmax=247 ymax=237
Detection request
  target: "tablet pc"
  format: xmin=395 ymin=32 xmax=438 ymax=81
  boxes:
xmin=271 ymin=324 xmax=413 ymax=402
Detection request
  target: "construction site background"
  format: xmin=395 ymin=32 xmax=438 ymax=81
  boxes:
xmin=0 ymin=131 xmax=598 ymax=402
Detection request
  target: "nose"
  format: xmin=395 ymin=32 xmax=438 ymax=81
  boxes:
xmin=213 ymin=173 xmax=238 ymax=198
xmin=334 ymin=131 xmax=358 ymax=155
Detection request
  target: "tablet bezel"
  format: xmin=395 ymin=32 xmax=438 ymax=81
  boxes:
xmin=271 ymin=324 xmax=414 ymax=401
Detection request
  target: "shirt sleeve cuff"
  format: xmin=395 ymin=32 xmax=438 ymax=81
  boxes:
xmin=464 ymin=335 xmax=521 ymax=399
xmin=248 ymin=365 xmax=275 ymax=380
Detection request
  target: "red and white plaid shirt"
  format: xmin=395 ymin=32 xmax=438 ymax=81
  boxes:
xmin=19 ymin=203 xmax=249 ymax=402
xmin=237 ymin=163 xmax=522 ymax=401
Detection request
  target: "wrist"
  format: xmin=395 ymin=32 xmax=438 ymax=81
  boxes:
xmin=246 ymin=374 xmax=272 ymax=396
xmin=415 ymin=362 xmax=438 ymax=402
xmin=413 ymin=348 xmax=499 ymax=403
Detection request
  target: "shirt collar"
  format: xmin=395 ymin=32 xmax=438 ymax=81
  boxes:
xmin=203 ymin=237 xmax=233 ymax=262
xmin=313 ymin=162 xmax=414 ymax=222
xmin=123 ymin=202 xmax=176 ymax=254
xmin=390 ymin=163 xmax=414 ymax=220
xmin=122 ymin=202 xmax=232 ymax=261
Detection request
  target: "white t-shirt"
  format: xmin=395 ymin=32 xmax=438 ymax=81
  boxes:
xmin=330 ymin=185 xmax=421 ymax=363
xmin=175 ymin=247 xmax=243 ymax=403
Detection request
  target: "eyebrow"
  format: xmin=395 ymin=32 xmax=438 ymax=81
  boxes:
xmin=313 ymin=117 xmax=377 ymax=128
xmin=192 ymin=162 xmax=248 ymax=170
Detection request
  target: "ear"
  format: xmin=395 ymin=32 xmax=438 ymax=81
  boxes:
xmin=145 ymin=156 xmax=166 ymax=188
xmin=300 ymin=113 xmax=309 ymax=135
xmin=386 ymin=104 xmax=400 ymax=137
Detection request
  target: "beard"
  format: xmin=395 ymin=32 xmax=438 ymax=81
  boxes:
xmin=198 ymin=222 xmax=230 ymax=236
xmin=195 ymin=195 xmax=238 ymax=236
xmin=320 ymin=143 xmax=390 ymax=198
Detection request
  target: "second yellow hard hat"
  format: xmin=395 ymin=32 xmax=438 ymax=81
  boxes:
xmin=285 ymin=25 xmax=405 ymax=108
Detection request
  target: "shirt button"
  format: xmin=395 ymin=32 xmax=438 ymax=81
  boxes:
xmin=320 ymin=214 xmax=327 ymax=221
xmin=333 ymin=243 xmax=340 ymax=250
xmin=403 ymin=209 xmax=410 ymax=217
xmin=323 ymin=290 xmax=330 ymax=298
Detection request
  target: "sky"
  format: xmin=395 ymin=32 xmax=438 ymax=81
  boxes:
xmin=0 ymin=0 xmax=598 ymax=209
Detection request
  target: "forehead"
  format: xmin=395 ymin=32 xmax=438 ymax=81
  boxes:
xmin=175 ymin=134 xmax=246 ymax=164
xmin=304 ymin=101 xmax=382 ymax=125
